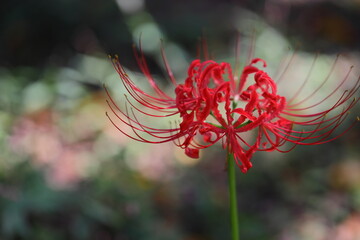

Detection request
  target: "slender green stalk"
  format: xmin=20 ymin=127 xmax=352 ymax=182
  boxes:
xmin=227 ymin=152 xmax=239 ymax=240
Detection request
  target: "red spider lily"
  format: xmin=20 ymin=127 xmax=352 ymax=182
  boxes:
xmin=105 ymin=47 xmax=360 ymax=173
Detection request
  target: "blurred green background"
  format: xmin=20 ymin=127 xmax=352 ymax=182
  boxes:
xmin=1 ymin=0 xmax=360 ymax=239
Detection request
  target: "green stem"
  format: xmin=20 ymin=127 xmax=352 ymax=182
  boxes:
xmin=227 ymin=152 xmax=239 ymax=240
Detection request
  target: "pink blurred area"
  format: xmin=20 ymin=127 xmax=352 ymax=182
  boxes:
xmin=9 ymin=110 xmax=95 ymax=189
xmin=8 ymin=90 xmax=180 ymax=188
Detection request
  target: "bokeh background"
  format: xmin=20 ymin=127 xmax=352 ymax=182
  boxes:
xmin=1 ymin=0 xmax=360 ymax=239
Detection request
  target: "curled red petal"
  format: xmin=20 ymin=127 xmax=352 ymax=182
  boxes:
xmin=185 ymin=147 xmax=199 ymax=158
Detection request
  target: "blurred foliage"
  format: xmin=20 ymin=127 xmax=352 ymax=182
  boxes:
xmin=1 ymin=0 xmax=360 ymax=239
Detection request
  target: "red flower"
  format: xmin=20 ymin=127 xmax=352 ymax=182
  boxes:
xmin=105 ymin=48 xmax=359 ymax=173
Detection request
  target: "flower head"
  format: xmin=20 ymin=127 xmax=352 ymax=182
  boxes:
xmin=105 ymin=46 xmax=359 ymax=173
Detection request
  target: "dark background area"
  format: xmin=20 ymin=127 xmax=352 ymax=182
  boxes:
xmin=1 ymin=0 xmax=360 ymax=68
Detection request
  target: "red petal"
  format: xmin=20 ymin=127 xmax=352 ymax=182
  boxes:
xmin=185 ymin=147 xmax=199 ymax=158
